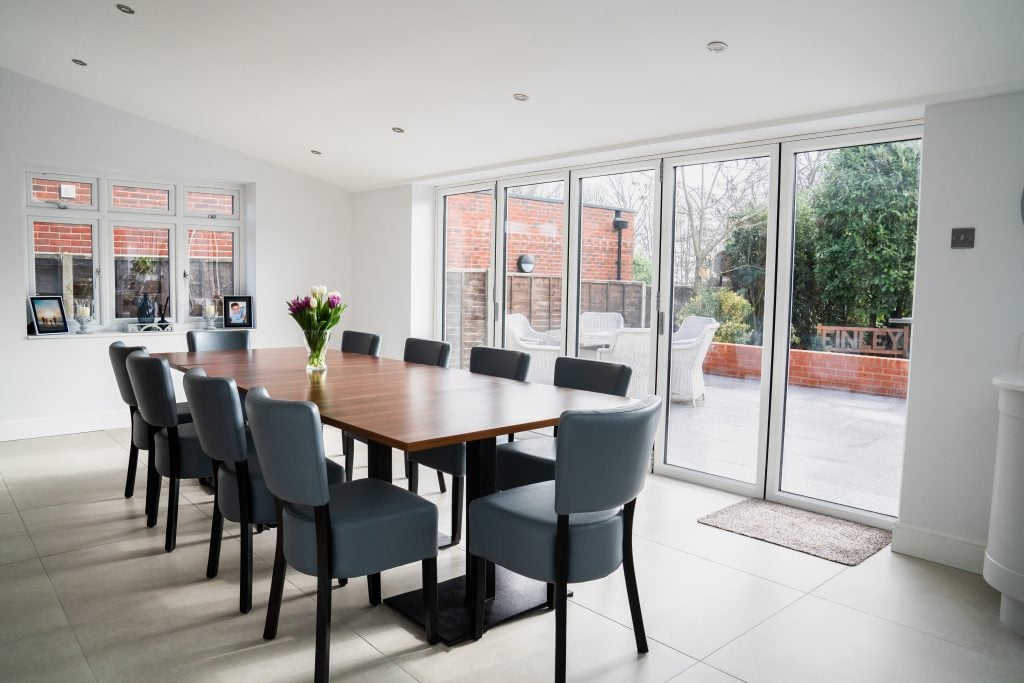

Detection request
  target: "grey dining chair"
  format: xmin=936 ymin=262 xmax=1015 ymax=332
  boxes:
xmin=495 ymin=356 xmax=632 ymax=490
xmin=407 ymin=345 xmax=530 ymax=546
xmin=245 ymin=388 xmax=439 ymax=683
xmin=469 ymin=396 xmax=661 ymax=683
xmin=339 ymin=330 xmax=383 ymax=481
xmin=186 ymin=329 xmax=252 ymax=352
xmin=126 ymin=351 xmax=213 ymax=552
xmin=183 ymin=368 xmax=345 ymax=613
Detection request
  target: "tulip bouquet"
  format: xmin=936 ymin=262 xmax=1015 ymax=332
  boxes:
xmin=287 ymin=285 xmax=348 ymax=373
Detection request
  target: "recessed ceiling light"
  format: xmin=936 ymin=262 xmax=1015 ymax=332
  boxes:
xmin=115 ymin=3 xmax=135 ymax=14
xmin=310 ymin=149 xmax=322 ymax=155
xmin=512 ymin=93 xmax=530 ymax=102
xmin=706 ymin=41 xmax=728 ymax=53
xmin=391 ymin=127 xmax=405 ymax=133
xmin=71 ymin=58 xmax=87 ymax=66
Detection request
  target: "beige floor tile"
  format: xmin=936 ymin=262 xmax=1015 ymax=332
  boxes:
xmin=105 ymin=427 xmax=133 ymax=450
xmin=0 ymin=626 xmax=95 ymax=683
xmin=0 ymin=558 xmax=68 ymax=646
xmin=812 ymin=546 xmax=1024 ymax=669
xmin=705 ymin=595 xmax=1024 ymax=683
xmin=0 ymin=430 xmax=123 ymax=461
xmin=0 ymin=482 xmax=16 ymax=514
xmin=670 ymin=662 xmax=745 ymax=682
xmin=393 ymin=601 xmax=694 ymax=683
xmin=0 ymin=511 xmax=37 ymax=565
xmin=569 ymin=536 xmax=802 ymax=660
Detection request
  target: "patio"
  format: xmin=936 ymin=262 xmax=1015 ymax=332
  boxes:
xmin=666 ymin=374 xmax=906 ymax=517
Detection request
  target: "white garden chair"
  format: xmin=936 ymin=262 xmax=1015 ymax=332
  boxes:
xmin=671 ymin=316 xmax=720 ymax=403
xmin=596 ymin=328 xmax=653 ymax=399
xmin=505 ymin=313 xmax=561 ymax=384
xmin=579 ymin=311 xmax=624 ymax=348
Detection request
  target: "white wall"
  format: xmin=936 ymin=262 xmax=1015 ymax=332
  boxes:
xmin=347 ymin=184 xmax=435 ymax=359
xmin=0 ymin=68 xmax=352 ymax=440
xmin=893 ymin=91 xmax=1024 ymax=571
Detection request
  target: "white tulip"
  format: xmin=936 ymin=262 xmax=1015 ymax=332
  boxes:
xmin=310 ymin=286 xmax=319 ymax=299
xmin=316 ymin=285 xmax=328 ymax=299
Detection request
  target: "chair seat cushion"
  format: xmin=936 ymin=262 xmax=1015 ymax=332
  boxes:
xmin=132 ymin=403 xmax=192 ymax=448
xmin=216 ymin=431 xmax=345 ymax=524
xmin=154 ymin=423 xmax=214 ymax=479
xmin=496 ymin=437 xmax=556 ymax=490
xmin=282 ymin=479 xmax=437 ymax=578
xmin=408 ymin=443 xmax=466 ymax=477
xmin=468 ymin=481 xmax=623 ymax=584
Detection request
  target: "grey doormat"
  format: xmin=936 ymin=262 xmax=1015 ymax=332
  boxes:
xmin=697 ymin=499 xmax=891 ymax=565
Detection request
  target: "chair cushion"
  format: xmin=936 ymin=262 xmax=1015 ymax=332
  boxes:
xmin=408 ymin=443 xmax=466 ymax=477
xmin=282 ymin=479 xmax=437 ymax=579
xmin=496 ymin=437 xmax=556 ymax=489
xmin=468 ymin=481 xmax=623 ymax=584
xmin=154 ymin=423 xmax=214 ymax=480
xmin=132 ymin=403 xmax=192 ymax=448
xmin=216 ymin=431 xmax=344 ymax=524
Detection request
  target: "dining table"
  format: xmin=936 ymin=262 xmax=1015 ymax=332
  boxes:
xmin=155 ymin=346 xmax=633 ymax=644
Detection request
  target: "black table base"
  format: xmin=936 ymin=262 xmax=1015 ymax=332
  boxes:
xmin=384 ymin=566 xmax=550 ymax=645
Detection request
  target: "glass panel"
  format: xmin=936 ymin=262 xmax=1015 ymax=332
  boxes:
xmin=779 ymin=140 xmax=921 ymax=516
xmin=32 ymin=221 xmax=95 ymax=315
xmin=31 ymin=178 xmax=93 ymax=206
xmin=113 ymin=226 xmax=172 ymax=319
xmin=443 ymin=190 xmax=495 ymax=369
xmin=665 ymin=156 xmax=772 ymax=483
xmin=112 ymin=184 xmax=171 ymax=212
xmin=502 ymin=181 xmax=566 ymax=384
xmin=187 ymin=229 xmax=235 ymax=316
xmin=578 ymin=170 xmax=657 ymax=397
xmin=187 ymin=190 xmax=235 ymax=217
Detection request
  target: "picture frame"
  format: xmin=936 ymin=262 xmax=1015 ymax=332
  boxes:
xmin=28 ymin=296 xmax=69 ymax=334
xmin=223 ymin=295 xmax=254 ymax=328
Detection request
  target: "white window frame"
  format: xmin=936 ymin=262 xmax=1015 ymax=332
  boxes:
xmin=183 ymin=186 xmax=240 ymax=220
xmin=25 ymin=172 xmax=98 ymax=211
xmin=108 ymin=179 xmax=176 ymax=216
xmin=26 ymin=214 xmax=101 ymax=321
xmin=180 ymin=222 xmax=242 ymax=320
xmin=106 ymin=220 xmax=176 ymax=320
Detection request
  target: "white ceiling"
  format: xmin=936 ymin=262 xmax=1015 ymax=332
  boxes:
xmin=1 ymin=1 xmax=1023 ymax=191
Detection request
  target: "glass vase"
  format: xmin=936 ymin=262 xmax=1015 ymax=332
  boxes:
xmin=303 ymin=327 xmax=332 ymax=374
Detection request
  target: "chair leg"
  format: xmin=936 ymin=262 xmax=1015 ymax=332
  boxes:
xmin=368 ymin=573 xmax=382 ymax=605
xmin=337 ymin=577 xmax=348 ymax=587
xmin=546 ymin=582 xmax=555 ymax=610
xmin=436 ymin=470 xmax=447 ymax=494
xmin=342 ymin=435 xmax=354 ymax=483
xmin=314 ymin=506 xmax=332 ymax=683
xmin=555 ymin=515 xmax=570 ymax=683
xmin=622 ymin=499 xmax=648 ymax=653
xmin=407 ymin=461 xmax=419 ymax=494
xmin=449 ymin=476 xmax=464 ymax=546
xmin=206 ymin=468 xmax=222 ymax=578
xmin=471 ymin=554 xmax=486 ymax=639
xmin=240 ymin=518 xmax=253 ymax=614
xmin=422 ymin=557 xmax=439 ymax=644
xmin=145 ymin=428 xmax=160 ymax=527
xmin=263 ymin=501 xmax=286 ymax=641
xmin=165 ymin=476 xmax=179 ymax=552
xmin=125 ymin=445 xmax=139 ymax=498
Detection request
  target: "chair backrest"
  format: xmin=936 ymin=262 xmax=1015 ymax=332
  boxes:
xmin=245 ymin=387 xmax=330 ymax=507
xmin=109 ymin=341 xmax=148 ymax=407
xmin=676 ymin=316 xmax=717 ymax=342
xmin=469 ymin=346 xmax=531 ymax=381
xmin=186 ymin=329 xmax=252 ymax=352
xmin=341 ymin=330 xmax=382 ymax=356
xmin=600 ymin=328 xmax=652 ymax=399
xmin=580 ymin=311 xmax=624 ymax=333
xmin=554 ymin=356 xmax=631 ymax=397
xmin=505 ymin=313 xmax=559 ymax=347
xmin=126 ymin=351 xmax=179 ymax=429
xmin=183 ymin=368 xmax=248 ymax=463
xmin=404 ymin=338 xmax=451 ymax=367
xmin=554 ymin=396 xmax=662 ymax=514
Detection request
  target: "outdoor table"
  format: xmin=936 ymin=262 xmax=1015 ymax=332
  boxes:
xmin=155 ymin=346 xmax=631 ymax=644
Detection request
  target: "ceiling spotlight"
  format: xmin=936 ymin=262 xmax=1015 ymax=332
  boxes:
xmin=706 ymin=41 xmax=728 ymax=53
xmin=71 ymin=58 xmax=87 ymax=66
xmin=512 ymin=93 xmax=530 ymax=102
xmin=115 ymin=3 xmax=135 ymax=14
xmin=391 ymin=127 xmax=405 ymax=133
xmin=310 ymin=149 xmax=322 ymax=155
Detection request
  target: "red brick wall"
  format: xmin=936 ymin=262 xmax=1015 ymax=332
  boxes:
xmin=31 ymin=179 xmax=93 ymax=206
xmin=34 ymin=223 xmax=233 ymax=260
xmin=112 ymin=185 xmax=170 ymax=211
xmin=445 ymin=193 xmax=635 ymax=280
xmin=187 ymin=191 xmax=234 ymax=216
xmin=703 ymin=342 xmax=909 ymax=398
xmin=187 ymin=229 xmax=234 ymax=260
xmin=33 ymin=222 xmax=92 ymax=255
xmin=113 ymin=227 xmax=169 ymax=257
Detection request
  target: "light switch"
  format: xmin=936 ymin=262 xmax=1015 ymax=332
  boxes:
xmin=951 ymin=227 xmax=975 ymax=249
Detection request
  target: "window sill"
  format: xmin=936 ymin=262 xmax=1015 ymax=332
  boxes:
xmin=25 ymin=325 xmax=257 ymax=340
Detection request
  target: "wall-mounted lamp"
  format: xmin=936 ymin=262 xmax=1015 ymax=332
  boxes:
xmin=517 ymin=254 xmax=536 ymax=273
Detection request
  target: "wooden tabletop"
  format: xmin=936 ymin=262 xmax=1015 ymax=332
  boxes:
xmin=155 ymin=347 xmax=633 ymax=452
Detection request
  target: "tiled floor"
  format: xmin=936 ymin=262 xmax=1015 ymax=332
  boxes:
xmin=1 ymin=428 xmax=1021 ymax=682
xmin=667 ymin=375 xmax=906 ymax=516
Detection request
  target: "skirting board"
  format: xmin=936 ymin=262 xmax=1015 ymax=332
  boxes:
xmin=891 ymin=521 xmax=987 ymax=574
xmin=0 ymin=410 xmax=125 ymax=442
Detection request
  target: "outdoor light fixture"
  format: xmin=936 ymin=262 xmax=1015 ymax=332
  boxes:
xmin=310 ymin=149 xmax=322 ymax=155
xmin=392 ymin=127 xmax=405 ymax=133
xmin=612 ymin=210 xmax=628 ymax=280
xmin=517 ymin=254 xmax=536 ymax=274
xmin=706 ymin=41 xmax=729 ymax=53
xmin=513 ymin=93 xmax=530 ymax=102
xmin=71 ymin=58 xmax=87 ymax=66
xmin=116 ymin=4 xmax=135 ymax=14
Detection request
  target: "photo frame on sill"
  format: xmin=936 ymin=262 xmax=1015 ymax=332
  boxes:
xmin=223 ymin=295 xmax=254 ymax=328
xmin=28 ymin=296 xmax=69 ymax=334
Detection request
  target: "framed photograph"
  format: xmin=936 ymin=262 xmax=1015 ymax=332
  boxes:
xmin=223 ymin=295 xmax=254 ymax=328
xmin=29 ymin=296 xmax=69 ymax=334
